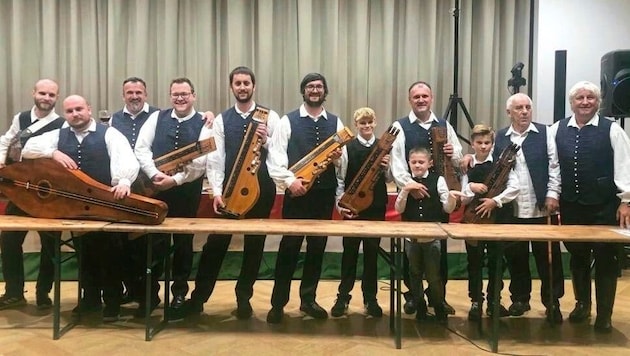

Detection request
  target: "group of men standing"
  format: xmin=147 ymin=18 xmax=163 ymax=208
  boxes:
xmin=0 ymin=71 xmax=629 ymax=334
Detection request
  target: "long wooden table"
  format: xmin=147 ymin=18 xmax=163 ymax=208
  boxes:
xmin=440 ymin=222 xmax=630 ymax=353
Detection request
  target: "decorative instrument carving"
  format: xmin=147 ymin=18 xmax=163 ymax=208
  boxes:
xmin=431 ymin=126 xmax=461 ymax=191
xmin=218 ymin=107 xmax=269 ymax=218
xmin=132 ymin=137 xmax=216 ymax=196
xmin=5 ymin=129 xmax=31 ymax=165
xmin=463 ymin=143 xmax=520 ymax=224
xmin=289 ymin=127 xmax=354 ymax=194
xmin=338 ymin=125 xmax=399 ymax=215
xmin=0 ymin=158 xmax=168 ymax=224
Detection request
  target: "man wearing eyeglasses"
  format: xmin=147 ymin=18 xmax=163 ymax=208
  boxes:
xmin=266 ymin=73 xmax=344 ymax=324
xmin=134 ymin=77 xmax=211 ymax=318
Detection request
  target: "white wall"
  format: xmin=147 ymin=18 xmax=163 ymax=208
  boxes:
xmin=534 ymin=0 xmax=630 ymax=124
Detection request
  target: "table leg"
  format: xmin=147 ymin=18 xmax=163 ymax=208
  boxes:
xmin=490 ymin=242 xmax=504 ymax=353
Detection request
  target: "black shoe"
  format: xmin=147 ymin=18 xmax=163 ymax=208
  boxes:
xmin=545 ymin=304 xmax=563 ymax=325
xmin=365 ymin=300 xmax=383 ymax=318
xmin=102 ymin=304 xmax=120 ymax=323
xmin=266 ymin=307 xmax=284 ymax=324
xmin=487 ymin=303 xmax=510 ymax=318
xmin=415 ymin=301 xmax=429 ymax=321
xmin=170 ymin=295 xmax=186 ymax=309
xmin=120 ymin=290 xmax=135 ymax=305
xmin=434 ymin=306 xmax=448 ymax=324
xmin=568 ymin=302 xmax=591 ymax=323
xmin=0 ymin=294 xmax=27 ymax=310
xmin=443 ymin=301 xmax=456 ymax=315
xmin=508 ymin=301 xmax=531 ymax=316
xmin=331 ymin=295 xmax=351 ymax=317
xmin=403 ymin=292 xmax=416 ymax=315
xmin=71 ymin=301 xmax=102 ymax=316
xmin=300 ymin=301 xmax=328 ymax=319
xmin=36 ymin=294 xmax=53 ymax=310
xmin=133 ymin=297 xmax=161 ymax=318
xmin=468 ymin=302 xmax=482 ymax=322
xmin=593 ymin=315 xmax=612 ymax=333
xmin=167 ymin=297 xmax=196 ymax=322
xmin=236 ymin=300 xmax=253 ymax=320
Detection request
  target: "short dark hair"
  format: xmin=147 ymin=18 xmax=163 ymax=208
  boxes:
xmin=407 ymin=81 xmax=432 ymax=94
xmin=300 ymin=72 xmax=329 ymax=95
xmin=229 ymin=66 xmax=256 ymax=86
xmin=123 ymin=77 xmax=147 ymax=88
xmin=170 ymin=77 xmax=195 ymax=93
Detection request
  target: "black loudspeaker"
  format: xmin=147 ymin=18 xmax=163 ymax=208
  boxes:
xmin=601 ymin=50 xmax=630 ymax=117
xmin=553 ymin=50 xmax=567 ymax=122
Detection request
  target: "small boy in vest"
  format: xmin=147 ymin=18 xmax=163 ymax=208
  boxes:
xmin=458 ymin=124 xmax=519 ymax=321
xmin=394 ymin=147 xmax=459 ymax=323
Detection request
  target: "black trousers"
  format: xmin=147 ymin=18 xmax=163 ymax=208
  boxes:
xmin=466 ymin=241 xmax=505 ymax=303
xmin=504 ymin=216 xmax=565 ymax=307
xmin=149 ymin=178 xmax=203 ymax=298
xmin=0 ymin=202 xmax=59 ymax=298
xmin=270 ymin=188 xmax=335 ymax=308
xmin=561 ymin=198 xmax=621 ymax=319
xmin=403 ymin=235 xmax=448 ymax=302
xmin=190 ymin=181 xmax=275 ymax=305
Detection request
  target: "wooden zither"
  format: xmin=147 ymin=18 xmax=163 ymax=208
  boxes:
xmin=338 ymin=125 xmax=399 ymax=215
xmin=0 ymin=158 xmax=168 ymax=225
xmin=462 ymin=143 xmax=520 ymax=224
xmin=132 ymin=137 xmax=216 ymax=196
xmin=218 ymin=107 xmax=269 ymax=218
xmin=431 ymin=126 xmax=461 ymax=191
xmin=289 ymin=127 xmax=354 ymax=193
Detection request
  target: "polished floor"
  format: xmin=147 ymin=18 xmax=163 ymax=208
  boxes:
xmin=1 ymin=277 xmax=629 ymax=355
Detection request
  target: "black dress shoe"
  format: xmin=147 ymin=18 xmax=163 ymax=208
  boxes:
xmin=487 ymin=303 xmax=510 ymax=318
xmin=331 ymin=295 xmax=351 ymax=317
xmin=403 ymin=292 xmax=416 ymax=315
xmin=545 ymin=304 xmax=563 ymax=325
xmin=236 ymin=300 xmax=253 ymax=320
xmin=568 ymin=302 xmax=591 ymax=323
xmin=36 ymin=294 xmax=53 ymax=310
xmin=508 ymin=301 xmax=531 ymax=316
xmin=443 ymin=301 xmax=456 ymax=315
xmin=594 ymin=315 xmax=612 ymax=333
xmin=300 ymin=301 xmax=328 ymax=319
xmin=266 ymin=307 xmax=284 ymax=324
xmin=365 ymin=300 xmax=383 ymax=318
xmin=468 ymin=302 xmax=482 ymax=322
xmin=434 ymin=306 xmax=448 ymax=324
xmin=170 ymin=295 xmax=186 ymax=309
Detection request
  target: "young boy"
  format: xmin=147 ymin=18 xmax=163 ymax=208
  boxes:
xmin=394 ymin=146 xmax=459 ymax=323
xmin=332 ymin=107 xmax=390 ymax=318
xmin=458 ymin=124 xmax=519 ymax=321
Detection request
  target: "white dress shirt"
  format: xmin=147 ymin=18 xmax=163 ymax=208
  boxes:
xmin=0 ymin=107 xmax=62 ymax=164
xmin=206 ymin=102 xmax=281 ymax=197
xmin=548 ymin=114 xmax=630 ymax=203
xmin=503 ymin=123 xmax=561 ymax=218
xmin=460 ymin=154 xmax=520 ymax=208
xmin=390 ymin=111 xmax=463 ymax=188
xmin=21 ymin=119 xmax=139 ymax=187
xmin=134 ymin=108 xmax=210 ymax=186
xmin=267 ymin=103 xmax=345 ymax=191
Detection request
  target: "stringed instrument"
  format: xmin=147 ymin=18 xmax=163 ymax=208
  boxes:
xmin=338 ymin=125 xmax=399 ymax=215
xmin=0 ymin=158 xmax=168 ymax=224
xmin=289 ymin=127 xmax=354 ymax=193
xmin=463 ymin=143 xmax=520 ymax=224
xmin=218 ymin=107 xmax=269 ymax=218
xmin=431 ymin=126 xmax=461 ymax=191
xmin=132 ymin=137 xmax=216 ymax=196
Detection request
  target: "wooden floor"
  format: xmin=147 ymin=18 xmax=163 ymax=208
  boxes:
xmin=1 ymin=276 xmax=630 ymax=355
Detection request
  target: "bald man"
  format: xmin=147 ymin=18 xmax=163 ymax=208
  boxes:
xmin=22 ymin=94 xmax=139 ymax=322
xmin=0 ymin=79 xmax=65 ymax=311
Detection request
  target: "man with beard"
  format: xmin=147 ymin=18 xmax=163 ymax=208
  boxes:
xmin=22 ymin=94 xmax=139 ymax=322
xmin=549 ymin=81 xmax=630 ymax=333
xmin=0 ymin=79 xmax=65 ymax=310
xmin=178 ymin=66 xmax=280 ymax=320
xmin=390 ymin=81 xmax=462 ymax=316
xmin=266 ymin=73 xmax=344 ymax=324
xmin=135 ymin=78 xmax=210 ymax=318
xmin=108 ymin=77 xmax=159 ymax=314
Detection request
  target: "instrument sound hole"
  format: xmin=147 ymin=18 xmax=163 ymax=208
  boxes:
xmin=240 ymin=187 xmax=249 ymax=196
xmin=36 ymin=180 xmax=52 ymax=199
xmin=358 ymin=192 xmax=366 ymax=198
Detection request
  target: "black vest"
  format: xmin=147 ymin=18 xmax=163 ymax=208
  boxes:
xmin=556 ymin=116 xmax=616 ymax=205
xmin=222 ymin=106 xmax=274 ymax=192
xmin=397 ymin=116 xmax=447 ymax=168
xmin=495 ymin=123 xmax=549 ymax=208
xmin=58 ymin=124 xmax=111 ymax=185
xmin=110 ymin=106 xmax=159 ymax=149
xmin=17 ymin=111 xmax=65 ymax=146
xmin=286 ymin=109 xmax=338 ymax=190
xmin=401 ymin=172 xmax=447 ymax=222
xmin=151 ymin=109 xmax=204 ymax=158
xmin=344 ymin=138 xmax=388 ymax=217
